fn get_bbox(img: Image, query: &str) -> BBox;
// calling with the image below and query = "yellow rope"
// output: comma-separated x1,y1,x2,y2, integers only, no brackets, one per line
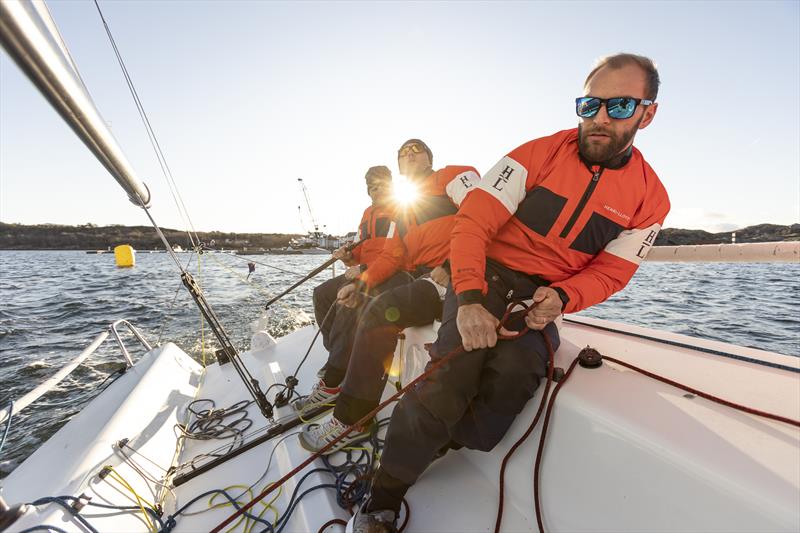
207,483,283,533
103,466,158,532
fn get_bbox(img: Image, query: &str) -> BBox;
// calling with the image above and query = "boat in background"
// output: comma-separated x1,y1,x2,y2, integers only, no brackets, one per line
0,1,797,531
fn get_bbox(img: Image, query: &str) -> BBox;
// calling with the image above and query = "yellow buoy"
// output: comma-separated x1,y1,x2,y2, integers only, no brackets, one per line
114,244,136,267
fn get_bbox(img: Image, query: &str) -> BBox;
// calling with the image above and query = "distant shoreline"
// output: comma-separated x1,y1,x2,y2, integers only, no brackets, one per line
1,221,798,251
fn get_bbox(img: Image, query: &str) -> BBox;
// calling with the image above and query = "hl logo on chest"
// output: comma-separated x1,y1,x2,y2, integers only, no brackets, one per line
459,175,473,188
492,165,515,191
636,230,658,259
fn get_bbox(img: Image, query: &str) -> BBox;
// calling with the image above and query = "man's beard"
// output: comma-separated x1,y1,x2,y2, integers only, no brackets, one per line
578,117,642,165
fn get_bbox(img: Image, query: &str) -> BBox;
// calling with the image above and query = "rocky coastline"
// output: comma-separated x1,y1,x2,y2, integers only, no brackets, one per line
1,222,798,251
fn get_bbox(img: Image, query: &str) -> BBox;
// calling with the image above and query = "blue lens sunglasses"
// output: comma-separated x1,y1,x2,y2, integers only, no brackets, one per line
576,96,653,120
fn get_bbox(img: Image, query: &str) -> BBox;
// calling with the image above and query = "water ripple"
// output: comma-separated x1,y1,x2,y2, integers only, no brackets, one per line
1,251,798,478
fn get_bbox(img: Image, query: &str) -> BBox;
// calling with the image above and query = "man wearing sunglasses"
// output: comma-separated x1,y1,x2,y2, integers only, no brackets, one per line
303,166,397,395
349,53,670,533
298,139,480,453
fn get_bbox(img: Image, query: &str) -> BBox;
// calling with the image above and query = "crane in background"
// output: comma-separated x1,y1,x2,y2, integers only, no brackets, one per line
298,178,324,240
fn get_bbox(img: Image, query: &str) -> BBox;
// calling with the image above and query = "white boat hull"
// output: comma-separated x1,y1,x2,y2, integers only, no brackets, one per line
3,318,799,532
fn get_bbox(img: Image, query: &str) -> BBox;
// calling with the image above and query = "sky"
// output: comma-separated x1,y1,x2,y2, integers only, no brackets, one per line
1,0,798,236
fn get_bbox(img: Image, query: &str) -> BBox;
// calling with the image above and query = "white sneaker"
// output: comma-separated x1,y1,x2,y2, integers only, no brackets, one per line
298,412,373,455
291,379,340,413
346,501,397,533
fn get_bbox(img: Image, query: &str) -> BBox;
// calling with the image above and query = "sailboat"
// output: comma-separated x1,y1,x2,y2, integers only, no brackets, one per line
1,1,797,532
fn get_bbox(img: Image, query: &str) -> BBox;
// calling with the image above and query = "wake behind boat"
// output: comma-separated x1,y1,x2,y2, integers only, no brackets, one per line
1,1,798,532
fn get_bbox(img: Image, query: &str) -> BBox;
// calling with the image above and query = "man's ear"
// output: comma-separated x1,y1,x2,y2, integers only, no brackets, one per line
639,102,658,130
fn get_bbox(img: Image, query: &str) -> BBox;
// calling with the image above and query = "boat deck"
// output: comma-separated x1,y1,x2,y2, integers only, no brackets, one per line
4,317,799,532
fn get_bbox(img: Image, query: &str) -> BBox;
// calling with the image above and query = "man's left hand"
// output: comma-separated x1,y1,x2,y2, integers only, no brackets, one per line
525,286,563,330
430,266,450,287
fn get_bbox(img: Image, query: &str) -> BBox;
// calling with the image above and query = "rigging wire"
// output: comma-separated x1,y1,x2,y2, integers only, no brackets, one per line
203,247,306,277
204,252,281,301
155,252,196,347
198,252,207,366
114,440,177,510
92,0,199,249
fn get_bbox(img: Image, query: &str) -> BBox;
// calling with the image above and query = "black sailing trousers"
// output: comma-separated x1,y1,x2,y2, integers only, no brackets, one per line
312,274,350,352
319,271,417,388
369,261,560,514
333,275,444,425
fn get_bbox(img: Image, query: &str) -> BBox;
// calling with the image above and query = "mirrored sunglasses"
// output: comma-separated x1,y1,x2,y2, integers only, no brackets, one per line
576,96,653,120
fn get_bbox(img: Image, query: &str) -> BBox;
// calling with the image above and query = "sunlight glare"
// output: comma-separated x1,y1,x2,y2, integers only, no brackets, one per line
392,178,418,206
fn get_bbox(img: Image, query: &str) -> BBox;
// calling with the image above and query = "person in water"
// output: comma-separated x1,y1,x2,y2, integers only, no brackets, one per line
350,53,671,532
297,139,480,449
305,166,396,386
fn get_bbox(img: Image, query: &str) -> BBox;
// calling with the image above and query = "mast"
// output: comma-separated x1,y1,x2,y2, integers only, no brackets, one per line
0,0,151,207
1,0,277,420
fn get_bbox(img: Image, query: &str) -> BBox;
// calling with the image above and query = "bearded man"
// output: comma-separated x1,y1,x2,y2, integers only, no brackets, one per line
349,53,671,532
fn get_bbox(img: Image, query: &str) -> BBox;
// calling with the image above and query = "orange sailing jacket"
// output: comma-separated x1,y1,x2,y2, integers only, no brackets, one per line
349,204,396,267
451,129,670,313
361,165,480,289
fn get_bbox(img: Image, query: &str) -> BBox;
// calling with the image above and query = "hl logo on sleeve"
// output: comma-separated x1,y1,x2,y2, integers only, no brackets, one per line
636,228,658,259
606,223,662,265
492,165,515,192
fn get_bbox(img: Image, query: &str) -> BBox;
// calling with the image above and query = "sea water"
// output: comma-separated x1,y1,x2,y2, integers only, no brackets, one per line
1,250,798,477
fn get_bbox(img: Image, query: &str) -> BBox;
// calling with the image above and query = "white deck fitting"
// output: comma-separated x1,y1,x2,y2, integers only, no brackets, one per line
3,319,799,532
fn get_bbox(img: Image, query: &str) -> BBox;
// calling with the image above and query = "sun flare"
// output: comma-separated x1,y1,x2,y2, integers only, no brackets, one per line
392,178,418,206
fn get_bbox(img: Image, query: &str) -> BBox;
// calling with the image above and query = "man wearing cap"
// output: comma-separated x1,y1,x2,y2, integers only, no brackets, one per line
350,53,670,532
297,139,480,451
298,166,405,411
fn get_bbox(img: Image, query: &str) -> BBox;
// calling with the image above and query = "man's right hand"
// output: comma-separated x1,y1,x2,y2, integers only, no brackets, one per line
344,265,361,280
337,282,361,308
456,304,499,351
332,246,352,261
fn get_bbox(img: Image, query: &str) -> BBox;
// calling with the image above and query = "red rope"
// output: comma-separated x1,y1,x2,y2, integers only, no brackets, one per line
532,357,580,532
210,343,466,532
218,298,800,533
526,352,800,533
602,356,800,427
493,331,555,533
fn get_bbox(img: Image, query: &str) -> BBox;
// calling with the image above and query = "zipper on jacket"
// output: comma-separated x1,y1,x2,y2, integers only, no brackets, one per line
559,168,603,238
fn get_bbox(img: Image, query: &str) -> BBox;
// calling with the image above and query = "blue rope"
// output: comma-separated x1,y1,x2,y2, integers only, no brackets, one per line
270,468,337,533
29,497,99,533
29,495,165,532
160,488,275,533
0,400,13,456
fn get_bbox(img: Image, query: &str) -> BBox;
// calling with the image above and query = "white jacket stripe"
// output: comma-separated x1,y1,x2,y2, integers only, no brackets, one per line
477,156,528,214
445,170,480,207
605,223,661,264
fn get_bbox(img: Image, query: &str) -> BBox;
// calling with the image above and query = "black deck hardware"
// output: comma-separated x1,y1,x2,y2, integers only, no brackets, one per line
171,403,331,487
578,346,603,368
215,347,232,366
182,272,274,420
